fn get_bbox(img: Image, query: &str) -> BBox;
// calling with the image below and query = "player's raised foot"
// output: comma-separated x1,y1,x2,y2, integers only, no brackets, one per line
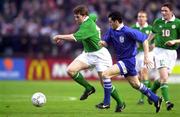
95,102,110,109
137,99,144,105
154,97,162,113
115,102,126,112
166,101,174,111
80,87,95,100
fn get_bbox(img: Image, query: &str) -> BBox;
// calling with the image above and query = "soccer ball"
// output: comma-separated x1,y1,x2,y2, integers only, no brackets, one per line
31,92,46,107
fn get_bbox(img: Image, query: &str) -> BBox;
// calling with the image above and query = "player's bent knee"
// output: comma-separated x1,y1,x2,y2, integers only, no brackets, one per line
66,68,76,77
102,72,110,78
159,79,168,84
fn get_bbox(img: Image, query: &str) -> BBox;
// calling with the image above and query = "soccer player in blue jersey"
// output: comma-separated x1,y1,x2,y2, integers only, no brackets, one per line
97,11,162,113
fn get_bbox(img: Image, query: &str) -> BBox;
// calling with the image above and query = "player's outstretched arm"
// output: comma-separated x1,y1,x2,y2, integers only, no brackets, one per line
147,33,155,51
52,34,76,43
165,39,180,46
143,39,153,69
147,33,155,42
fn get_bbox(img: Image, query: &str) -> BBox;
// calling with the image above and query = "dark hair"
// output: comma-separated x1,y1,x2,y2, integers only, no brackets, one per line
73,5,89,16
138,10,147,14
162,2,173,11
108,11,122,23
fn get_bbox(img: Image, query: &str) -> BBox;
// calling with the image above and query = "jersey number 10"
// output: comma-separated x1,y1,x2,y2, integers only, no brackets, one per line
162,29,170,37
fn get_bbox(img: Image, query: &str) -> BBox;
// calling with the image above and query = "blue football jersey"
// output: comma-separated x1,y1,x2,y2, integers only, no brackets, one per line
103,26,148,61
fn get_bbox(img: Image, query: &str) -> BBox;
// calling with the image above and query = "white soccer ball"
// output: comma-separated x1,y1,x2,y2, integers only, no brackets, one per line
31,92,46,107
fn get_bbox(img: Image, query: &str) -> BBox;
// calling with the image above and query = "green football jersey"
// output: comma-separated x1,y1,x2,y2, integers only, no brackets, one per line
152,16,180,50
131,23,152,51
73,14,101,52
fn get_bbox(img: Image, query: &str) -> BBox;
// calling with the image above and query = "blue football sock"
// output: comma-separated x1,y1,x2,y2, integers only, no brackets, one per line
103,79,112,105
139,83,159,103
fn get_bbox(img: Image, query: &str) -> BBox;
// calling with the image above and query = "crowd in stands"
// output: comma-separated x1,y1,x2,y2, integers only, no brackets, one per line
0,0,180,58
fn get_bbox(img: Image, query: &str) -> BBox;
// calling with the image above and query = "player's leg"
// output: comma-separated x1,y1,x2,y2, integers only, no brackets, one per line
126,76,162,113
150,79,161,93
160,49,177,111
159,67,174,111
101,64,120,78
96,72,124,112
137,52,153,104
152,48,176,110
67,59,95,100
98,73,124,106
96,64,125,112
136,52,150,104
146,69,159,105
93,47,125,112
97,72,111,108
149,48,161,93
137,67,151,104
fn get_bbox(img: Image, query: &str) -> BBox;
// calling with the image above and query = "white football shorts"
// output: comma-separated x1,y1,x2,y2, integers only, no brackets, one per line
75,47,112,72
153,47,177,73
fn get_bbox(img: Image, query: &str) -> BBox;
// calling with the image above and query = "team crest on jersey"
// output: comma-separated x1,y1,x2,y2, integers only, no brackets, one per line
119,36,124,43
172,25,176,29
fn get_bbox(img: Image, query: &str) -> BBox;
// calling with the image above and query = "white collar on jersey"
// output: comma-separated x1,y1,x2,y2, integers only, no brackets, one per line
83,16,89,22
136,22,149,28
162,15,175,22
116,23,124,30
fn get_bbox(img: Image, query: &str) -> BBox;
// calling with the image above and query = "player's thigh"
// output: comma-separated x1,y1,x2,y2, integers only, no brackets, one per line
67,59,89,72
102,64,120,78
158,67,169,83
140,67,148,80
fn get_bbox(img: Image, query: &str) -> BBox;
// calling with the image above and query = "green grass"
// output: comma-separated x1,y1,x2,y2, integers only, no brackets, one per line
0,81,179,117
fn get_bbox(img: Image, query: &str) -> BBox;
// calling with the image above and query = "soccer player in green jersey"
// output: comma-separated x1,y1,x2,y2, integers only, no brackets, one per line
148,3,180,111
53,5,124,112
132,10,154,105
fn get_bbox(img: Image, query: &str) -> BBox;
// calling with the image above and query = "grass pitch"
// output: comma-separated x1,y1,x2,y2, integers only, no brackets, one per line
0,81,179,117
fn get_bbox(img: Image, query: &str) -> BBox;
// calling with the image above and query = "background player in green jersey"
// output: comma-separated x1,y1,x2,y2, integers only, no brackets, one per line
53,5,124,112
132,10,154,105
148,3,180,111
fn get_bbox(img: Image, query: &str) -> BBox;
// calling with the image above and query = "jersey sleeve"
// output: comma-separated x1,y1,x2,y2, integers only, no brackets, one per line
103,29,112,44
152,19,159,33
129,28,148,43
89,13,98,22
73,23,96,41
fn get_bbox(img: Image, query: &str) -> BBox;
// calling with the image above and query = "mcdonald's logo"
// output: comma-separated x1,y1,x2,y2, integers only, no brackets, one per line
27,60,50,80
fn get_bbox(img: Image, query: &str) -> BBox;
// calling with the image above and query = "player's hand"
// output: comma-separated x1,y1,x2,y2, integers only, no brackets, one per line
149,44,155,51
99,41,107,47
144,55,154,69
52,35,62,44
164,40,176,46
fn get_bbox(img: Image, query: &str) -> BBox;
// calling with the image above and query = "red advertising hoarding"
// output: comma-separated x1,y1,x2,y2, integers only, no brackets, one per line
26,58,100,80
